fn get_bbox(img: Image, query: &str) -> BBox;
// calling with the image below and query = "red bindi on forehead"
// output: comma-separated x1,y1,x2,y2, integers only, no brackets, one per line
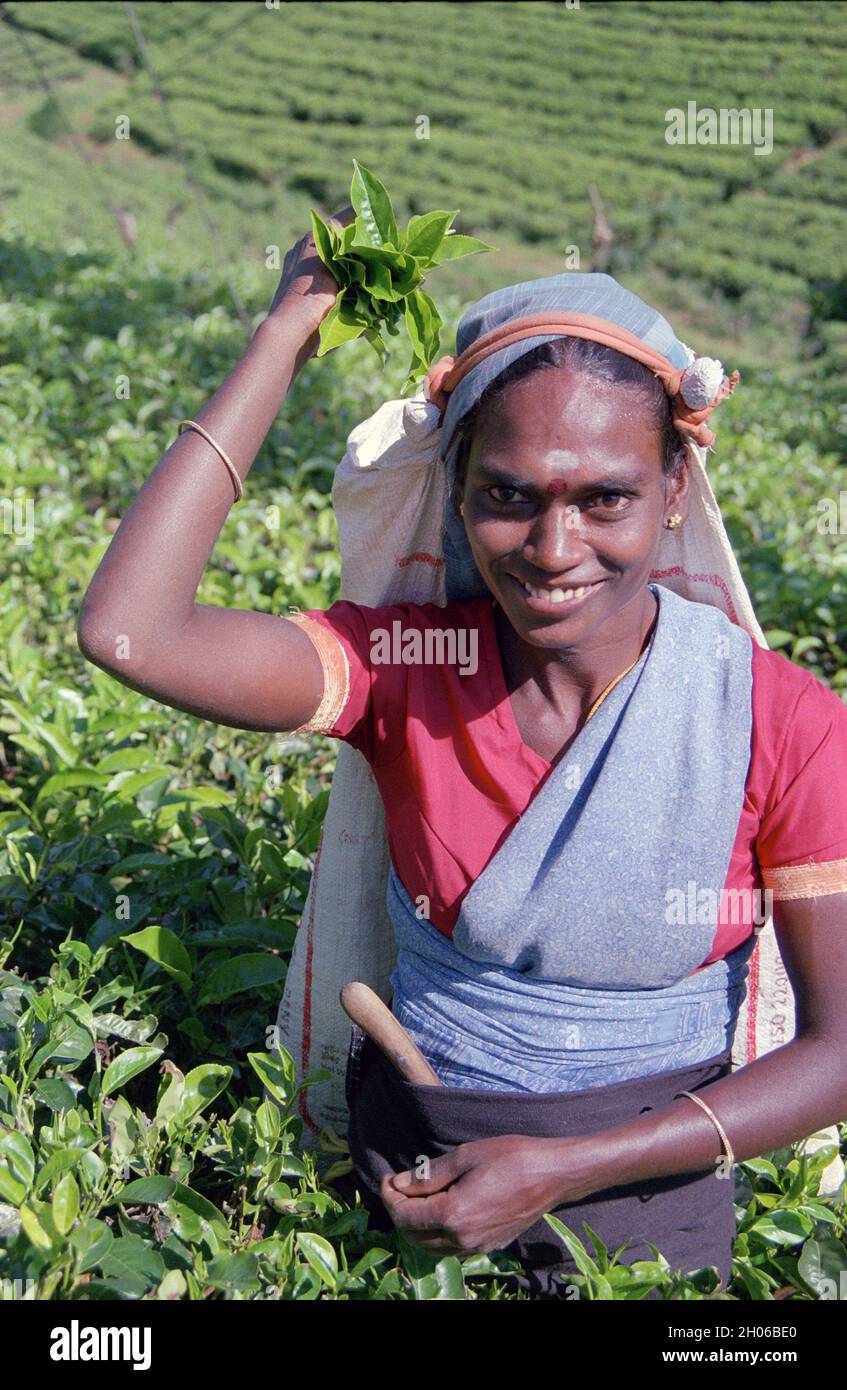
545,478,570,497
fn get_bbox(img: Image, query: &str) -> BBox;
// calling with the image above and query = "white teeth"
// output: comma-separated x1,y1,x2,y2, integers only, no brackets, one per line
521,580,592,603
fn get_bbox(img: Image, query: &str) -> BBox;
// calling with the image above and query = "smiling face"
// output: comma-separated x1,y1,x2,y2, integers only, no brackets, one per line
454,366,689,650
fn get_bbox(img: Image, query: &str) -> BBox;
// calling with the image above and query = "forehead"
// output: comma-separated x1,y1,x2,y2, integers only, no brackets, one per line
465,370,660,469
477,370,652,435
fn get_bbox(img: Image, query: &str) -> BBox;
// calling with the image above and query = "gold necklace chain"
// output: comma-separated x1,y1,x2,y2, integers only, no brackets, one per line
582,595,658,722
584,653,643,723
491,596,652,727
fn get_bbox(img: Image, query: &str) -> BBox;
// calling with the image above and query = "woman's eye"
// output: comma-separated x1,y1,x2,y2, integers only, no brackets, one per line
484,487,630,509
591,492,629,510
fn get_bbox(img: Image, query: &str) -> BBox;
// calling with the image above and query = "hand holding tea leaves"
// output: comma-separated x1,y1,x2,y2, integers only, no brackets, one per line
268,201,357,356
308,160,495,393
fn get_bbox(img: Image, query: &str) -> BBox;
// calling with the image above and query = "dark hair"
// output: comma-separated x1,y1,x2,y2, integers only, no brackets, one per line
450,336,687,490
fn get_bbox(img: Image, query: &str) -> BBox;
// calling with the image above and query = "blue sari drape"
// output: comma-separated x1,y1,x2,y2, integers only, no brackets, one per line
388,582,756,1091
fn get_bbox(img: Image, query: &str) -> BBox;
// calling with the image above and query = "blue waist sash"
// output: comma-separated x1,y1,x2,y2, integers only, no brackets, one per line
388,865,755,1091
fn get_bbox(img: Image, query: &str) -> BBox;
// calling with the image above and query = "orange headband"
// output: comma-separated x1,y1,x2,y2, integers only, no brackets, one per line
423,311,739,449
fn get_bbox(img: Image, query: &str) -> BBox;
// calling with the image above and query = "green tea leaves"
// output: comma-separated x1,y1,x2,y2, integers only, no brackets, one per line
350,159,398,247
309,159,495,389
309,208,344,284
51,1170,80,1235
197,953,285,1005
429,231,494,265
402,210,458,261
97,1234,165,1296
122,925,192,990
101,1045,164,1098
400,288,445,397
169,1064,232,1128
313,295,371,356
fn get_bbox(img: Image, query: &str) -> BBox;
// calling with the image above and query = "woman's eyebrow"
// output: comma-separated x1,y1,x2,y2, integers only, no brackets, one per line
475,462,647,491
475,463,531,487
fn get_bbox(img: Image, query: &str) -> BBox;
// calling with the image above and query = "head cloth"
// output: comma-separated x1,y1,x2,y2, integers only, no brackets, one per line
424,270,738,452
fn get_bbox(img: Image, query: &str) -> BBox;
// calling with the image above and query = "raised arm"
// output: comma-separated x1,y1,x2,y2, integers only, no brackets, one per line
77,207,355,734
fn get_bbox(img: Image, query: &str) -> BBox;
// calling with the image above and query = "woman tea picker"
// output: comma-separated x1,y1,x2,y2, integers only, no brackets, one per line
78,206,847,1297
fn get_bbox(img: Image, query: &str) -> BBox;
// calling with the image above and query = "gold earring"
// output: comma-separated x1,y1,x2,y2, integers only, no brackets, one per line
459,502,465,517
665,513,683,529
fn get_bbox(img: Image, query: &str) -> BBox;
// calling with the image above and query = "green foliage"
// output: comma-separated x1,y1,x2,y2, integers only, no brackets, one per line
1,212,845,1300
2,0,847,363
545,1136,847,1301
25,96,63,142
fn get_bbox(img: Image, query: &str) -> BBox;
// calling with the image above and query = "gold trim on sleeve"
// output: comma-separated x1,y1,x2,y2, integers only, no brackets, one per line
761,855,847,900
285,612,351,734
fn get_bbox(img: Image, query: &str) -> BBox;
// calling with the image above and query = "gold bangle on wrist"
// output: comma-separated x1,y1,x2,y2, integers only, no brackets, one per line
177,419,244,502
674,1090,735,1167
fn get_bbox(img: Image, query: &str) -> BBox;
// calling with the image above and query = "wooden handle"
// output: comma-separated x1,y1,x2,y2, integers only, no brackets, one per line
340,982,441,1087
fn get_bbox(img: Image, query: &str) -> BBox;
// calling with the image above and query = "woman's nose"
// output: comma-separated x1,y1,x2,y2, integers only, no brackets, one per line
523,502,586,571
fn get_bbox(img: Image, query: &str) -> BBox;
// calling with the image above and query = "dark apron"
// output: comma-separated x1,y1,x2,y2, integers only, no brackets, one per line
343,1026,736,1298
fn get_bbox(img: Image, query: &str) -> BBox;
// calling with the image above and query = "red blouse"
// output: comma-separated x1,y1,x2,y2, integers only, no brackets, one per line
286,595,847,968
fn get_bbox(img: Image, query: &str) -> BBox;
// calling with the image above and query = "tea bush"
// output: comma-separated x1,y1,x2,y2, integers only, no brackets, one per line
3,0,847,364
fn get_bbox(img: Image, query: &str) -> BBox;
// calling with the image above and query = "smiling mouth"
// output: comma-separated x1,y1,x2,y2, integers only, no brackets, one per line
507,574,607,608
